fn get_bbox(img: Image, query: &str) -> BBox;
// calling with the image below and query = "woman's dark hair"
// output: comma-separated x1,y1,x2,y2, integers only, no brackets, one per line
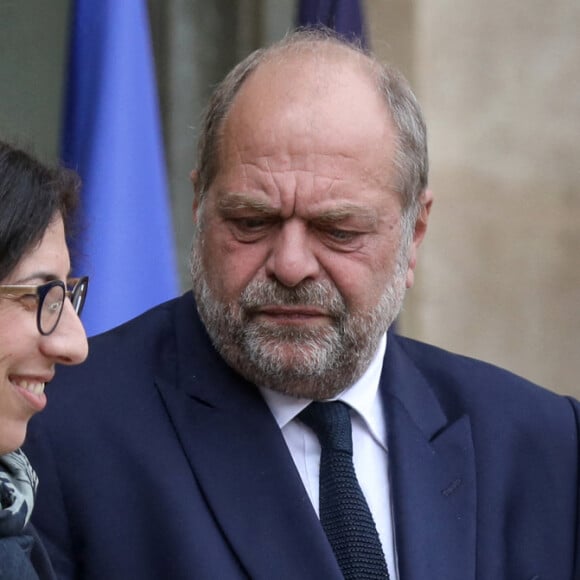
0,140,81,281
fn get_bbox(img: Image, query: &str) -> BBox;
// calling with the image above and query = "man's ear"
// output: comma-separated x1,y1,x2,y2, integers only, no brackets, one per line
406,188,433,289
190,170,200,224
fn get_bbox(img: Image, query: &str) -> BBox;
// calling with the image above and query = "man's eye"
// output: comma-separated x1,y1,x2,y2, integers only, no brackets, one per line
238,218,267,230
230,217,272,235
325,229,358,243
228,217,274,242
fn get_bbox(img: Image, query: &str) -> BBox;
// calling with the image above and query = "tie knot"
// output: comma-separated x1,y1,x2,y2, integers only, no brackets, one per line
299,401,353,453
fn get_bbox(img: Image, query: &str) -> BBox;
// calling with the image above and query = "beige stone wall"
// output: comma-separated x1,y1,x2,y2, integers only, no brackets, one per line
366,0,580,397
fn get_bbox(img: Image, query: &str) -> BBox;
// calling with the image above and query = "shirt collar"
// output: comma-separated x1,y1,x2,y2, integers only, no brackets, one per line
259,333,388,449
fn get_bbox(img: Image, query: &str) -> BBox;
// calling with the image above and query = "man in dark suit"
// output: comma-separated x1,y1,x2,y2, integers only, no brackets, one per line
24,29,579,579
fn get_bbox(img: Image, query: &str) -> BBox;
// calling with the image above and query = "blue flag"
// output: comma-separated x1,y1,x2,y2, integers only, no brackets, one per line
297,0,367,46
61,0,179,336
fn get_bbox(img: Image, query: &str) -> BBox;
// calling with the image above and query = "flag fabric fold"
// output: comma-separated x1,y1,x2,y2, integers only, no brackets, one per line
62,0,178,336
297,0,367,46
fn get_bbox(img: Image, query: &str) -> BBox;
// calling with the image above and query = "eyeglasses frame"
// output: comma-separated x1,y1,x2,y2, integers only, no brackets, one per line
0,276,89,336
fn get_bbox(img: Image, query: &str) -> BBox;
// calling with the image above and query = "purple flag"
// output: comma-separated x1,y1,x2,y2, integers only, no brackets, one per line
297,0,367,46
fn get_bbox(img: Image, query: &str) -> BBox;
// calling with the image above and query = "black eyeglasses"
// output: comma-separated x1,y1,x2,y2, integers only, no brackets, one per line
0,276,89,336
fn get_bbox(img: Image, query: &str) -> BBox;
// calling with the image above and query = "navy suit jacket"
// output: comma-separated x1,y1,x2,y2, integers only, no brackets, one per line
24,292,579,579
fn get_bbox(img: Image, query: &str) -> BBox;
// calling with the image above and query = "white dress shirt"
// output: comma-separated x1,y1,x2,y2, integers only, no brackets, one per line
259,333,399,578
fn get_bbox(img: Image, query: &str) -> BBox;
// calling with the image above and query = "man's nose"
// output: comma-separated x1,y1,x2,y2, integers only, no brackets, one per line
265,220,321,287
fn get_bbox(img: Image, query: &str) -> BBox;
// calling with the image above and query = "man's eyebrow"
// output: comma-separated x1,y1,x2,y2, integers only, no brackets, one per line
314,204,379,227
217,193,278,215
217,194,379,226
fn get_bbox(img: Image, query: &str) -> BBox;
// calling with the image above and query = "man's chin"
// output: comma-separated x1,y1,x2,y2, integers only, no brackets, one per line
245,340,332,369
252,360,354,400
243,318,336,339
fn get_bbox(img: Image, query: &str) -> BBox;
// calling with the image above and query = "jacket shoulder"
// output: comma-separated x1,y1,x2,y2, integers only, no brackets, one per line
390,332,579,430
51,294,190,389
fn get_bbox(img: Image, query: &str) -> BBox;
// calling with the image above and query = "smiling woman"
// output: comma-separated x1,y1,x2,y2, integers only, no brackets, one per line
0,141,88,579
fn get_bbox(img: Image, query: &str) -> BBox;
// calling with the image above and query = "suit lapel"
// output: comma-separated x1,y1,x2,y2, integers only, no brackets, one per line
154,293,342,580
382,335,477,580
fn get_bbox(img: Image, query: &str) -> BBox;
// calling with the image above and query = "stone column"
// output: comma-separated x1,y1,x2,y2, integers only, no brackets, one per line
376,0,580,397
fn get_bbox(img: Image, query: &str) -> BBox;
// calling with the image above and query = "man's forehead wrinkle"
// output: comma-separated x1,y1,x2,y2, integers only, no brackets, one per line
236,142,249,184
265,157,284,210
234,160,361,197
235,152,366,173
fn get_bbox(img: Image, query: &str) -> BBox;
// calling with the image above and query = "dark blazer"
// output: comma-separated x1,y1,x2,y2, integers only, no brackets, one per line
24,292,580,579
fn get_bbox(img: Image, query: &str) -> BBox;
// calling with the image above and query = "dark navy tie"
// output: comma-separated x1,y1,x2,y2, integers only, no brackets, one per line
300,401,390,579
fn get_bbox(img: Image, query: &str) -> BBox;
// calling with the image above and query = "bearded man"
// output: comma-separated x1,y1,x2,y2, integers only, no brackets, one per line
24,29,579,580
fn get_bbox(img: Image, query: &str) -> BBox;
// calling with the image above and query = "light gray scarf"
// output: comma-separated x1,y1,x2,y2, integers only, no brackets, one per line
0,449,38,538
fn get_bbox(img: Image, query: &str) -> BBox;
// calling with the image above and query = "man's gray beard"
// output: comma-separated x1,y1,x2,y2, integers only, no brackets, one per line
190,239,408,400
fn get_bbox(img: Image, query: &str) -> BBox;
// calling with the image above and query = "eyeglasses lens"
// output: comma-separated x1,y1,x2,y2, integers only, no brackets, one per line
70,279,88,315
40,283,66,335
